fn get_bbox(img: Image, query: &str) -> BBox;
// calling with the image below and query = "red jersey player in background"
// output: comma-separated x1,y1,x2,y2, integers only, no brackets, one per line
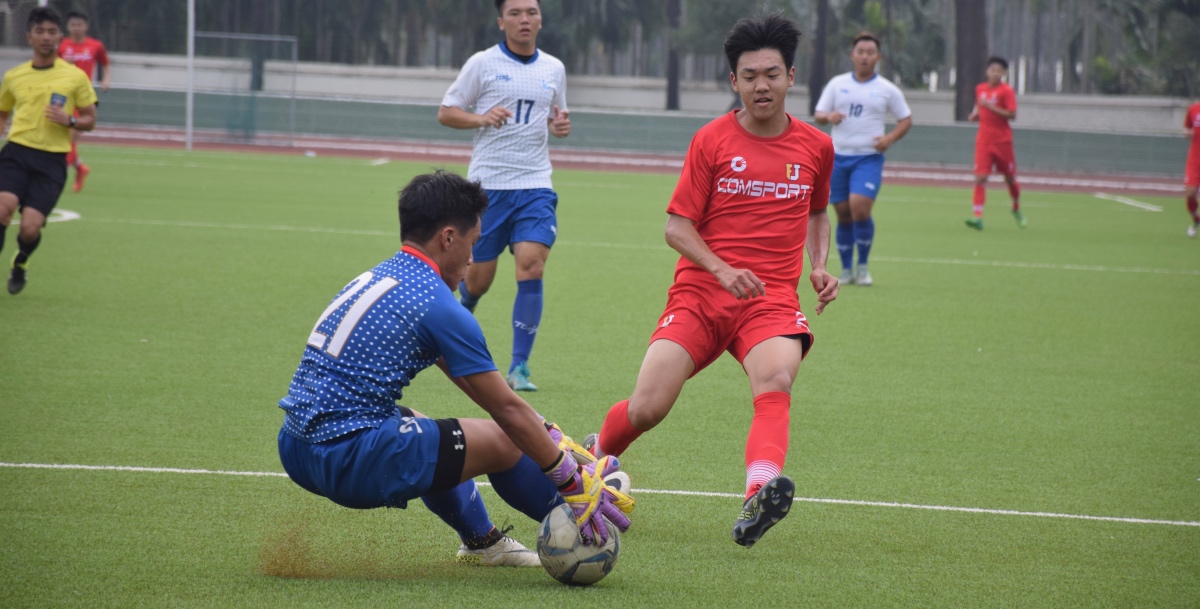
1183,100,1200,237
57,11,108,193
585,12,838,548
966,56,1026,230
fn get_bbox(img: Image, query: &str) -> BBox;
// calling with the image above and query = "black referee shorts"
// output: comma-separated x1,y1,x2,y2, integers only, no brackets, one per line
0,142,68,218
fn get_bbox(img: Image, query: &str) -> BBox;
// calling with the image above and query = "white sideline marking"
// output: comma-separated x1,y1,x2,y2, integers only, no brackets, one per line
885,170,1179,193
76,218,1200,276
0,462,288,477
870,255,1200,277
369,158,390,166
87,217,393,237
1093,192,1163,212
2,462,1197,528
14,209,81,223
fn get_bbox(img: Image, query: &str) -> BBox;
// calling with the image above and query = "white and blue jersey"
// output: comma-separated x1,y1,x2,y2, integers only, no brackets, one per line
279,247,497,443
441,42,568,191
815,72,911,156
816,72,911,202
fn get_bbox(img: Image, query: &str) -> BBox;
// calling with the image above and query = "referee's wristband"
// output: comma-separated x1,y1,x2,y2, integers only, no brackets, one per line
67,116,77,129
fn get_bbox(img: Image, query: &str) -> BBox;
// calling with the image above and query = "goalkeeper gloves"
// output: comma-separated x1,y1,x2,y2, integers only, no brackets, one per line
543,451,634,545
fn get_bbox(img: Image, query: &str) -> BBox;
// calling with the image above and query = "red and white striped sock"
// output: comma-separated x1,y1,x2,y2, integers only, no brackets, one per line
744,392,790,499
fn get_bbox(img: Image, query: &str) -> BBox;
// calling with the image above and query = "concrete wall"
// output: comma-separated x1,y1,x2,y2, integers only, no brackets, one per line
0,47,1190,135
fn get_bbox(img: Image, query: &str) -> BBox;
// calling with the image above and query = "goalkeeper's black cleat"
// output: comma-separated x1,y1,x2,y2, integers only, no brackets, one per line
732,475,795,548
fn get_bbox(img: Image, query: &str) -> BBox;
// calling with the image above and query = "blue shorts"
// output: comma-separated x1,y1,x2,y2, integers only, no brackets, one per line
474,188,558,263
277,412,465,509
830,153,885,203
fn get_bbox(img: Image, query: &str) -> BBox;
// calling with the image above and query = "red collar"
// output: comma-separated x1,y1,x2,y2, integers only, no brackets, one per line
400,245,441,276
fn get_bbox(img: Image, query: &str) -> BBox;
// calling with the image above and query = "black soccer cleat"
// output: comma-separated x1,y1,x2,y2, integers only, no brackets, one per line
732,475,795,548
7,262,27,295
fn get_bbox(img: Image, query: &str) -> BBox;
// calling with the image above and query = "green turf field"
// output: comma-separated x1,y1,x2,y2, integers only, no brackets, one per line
1,145,1197,608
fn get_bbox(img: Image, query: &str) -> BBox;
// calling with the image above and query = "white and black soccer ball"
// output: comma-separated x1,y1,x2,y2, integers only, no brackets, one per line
536,502,620,586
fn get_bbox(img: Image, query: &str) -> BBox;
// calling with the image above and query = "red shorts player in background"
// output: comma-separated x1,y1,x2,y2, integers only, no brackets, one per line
57,11,108,193
1183,100,1200,238
586,12,838,548
966,56,1026,230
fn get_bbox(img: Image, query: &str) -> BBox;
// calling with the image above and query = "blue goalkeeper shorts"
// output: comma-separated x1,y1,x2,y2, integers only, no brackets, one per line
473,188,559,263
277,411,466,509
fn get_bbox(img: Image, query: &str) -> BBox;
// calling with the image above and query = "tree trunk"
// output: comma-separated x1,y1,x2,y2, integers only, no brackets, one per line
665,0,681,110
954,0,988,121
884,0,894,80
808,0,829,116
316,0,325,62
1032,0,1042,92
405,10,423,66
1080,0,1095,93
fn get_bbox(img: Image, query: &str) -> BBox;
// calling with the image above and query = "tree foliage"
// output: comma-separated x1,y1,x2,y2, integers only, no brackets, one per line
35,0,1200,97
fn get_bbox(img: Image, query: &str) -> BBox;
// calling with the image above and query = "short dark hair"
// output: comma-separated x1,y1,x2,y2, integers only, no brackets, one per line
66,11,89,23
852,32,880,51
495,0,540,14
987,56,1009,71
27,7,62,32
398,170,489,244
723,12,802,73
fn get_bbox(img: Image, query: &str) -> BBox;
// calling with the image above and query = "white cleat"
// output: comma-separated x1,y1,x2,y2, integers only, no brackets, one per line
854,266,873,287
455,535,541,567
1188,223,1198,238
838,268,855,286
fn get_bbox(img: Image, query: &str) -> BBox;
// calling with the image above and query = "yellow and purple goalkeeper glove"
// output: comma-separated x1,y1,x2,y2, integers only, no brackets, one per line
544,421,597,464
544,452,634,545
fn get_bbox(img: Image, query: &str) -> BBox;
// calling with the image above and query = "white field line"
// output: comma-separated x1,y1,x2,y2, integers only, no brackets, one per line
76,218,1200,276
869,255,1200,276
2,462,1196,528
86,217,394,237
1093,192,1163,212
885,170,1179,193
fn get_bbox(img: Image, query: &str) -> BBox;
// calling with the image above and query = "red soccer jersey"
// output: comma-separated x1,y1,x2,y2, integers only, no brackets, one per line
975,82,1016,144
1186,102,1200,160
58,37,109,80
666,111,834,292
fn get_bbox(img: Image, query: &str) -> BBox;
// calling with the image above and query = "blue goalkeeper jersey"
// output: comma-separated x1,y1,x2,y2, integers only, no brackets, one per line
279,246,497,443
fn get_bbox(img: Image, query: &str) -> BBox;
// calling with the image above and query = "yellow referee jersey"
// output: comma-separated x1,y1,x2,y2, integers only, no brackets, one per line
0,58,97,153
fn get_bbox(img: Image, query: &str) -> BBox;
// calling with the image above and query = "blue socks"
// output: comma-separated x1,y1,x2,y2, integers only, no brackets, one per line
836,222,854,271
421,480,494,545
457,280,479,312
487,454,564,522
510,279,542,373
854,218,874,267
421,455,566,543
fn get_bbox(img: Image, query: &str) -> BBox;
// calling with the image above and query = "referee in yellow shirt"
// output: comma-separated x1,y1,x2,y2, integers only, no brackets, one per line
0,7,97,295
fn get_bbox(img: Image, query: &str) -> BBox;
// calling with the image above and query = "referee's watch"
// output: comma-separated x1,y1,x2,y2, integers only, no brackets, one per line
67,116,77,129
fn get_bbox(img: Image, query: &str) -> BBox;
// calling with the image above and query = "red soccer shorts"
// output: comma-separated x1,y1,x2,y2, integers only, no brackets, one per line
975,141,1017,177
649,279,813,375
1187,149,1200,187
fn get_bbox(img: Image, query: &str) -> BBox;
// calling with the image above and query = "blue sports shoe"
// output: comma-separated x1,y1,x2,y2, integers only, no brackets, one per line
507,361,537,392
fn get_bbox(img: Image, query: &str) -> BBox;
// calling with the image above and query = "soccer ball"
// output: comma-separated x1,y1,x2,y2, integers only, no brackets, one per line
536,503,621,586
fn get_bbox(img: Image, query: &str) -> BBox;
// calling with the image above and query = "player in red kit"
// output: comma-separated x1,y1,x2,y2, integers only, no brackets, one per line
585,13,838,548
966,56,1025,230
57,11,108,193
1183,100,1200,238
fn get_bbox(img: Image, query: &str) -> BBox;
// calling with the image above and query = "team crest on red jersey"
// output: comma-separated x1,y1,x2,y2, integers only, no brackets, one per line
785,163,802,180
